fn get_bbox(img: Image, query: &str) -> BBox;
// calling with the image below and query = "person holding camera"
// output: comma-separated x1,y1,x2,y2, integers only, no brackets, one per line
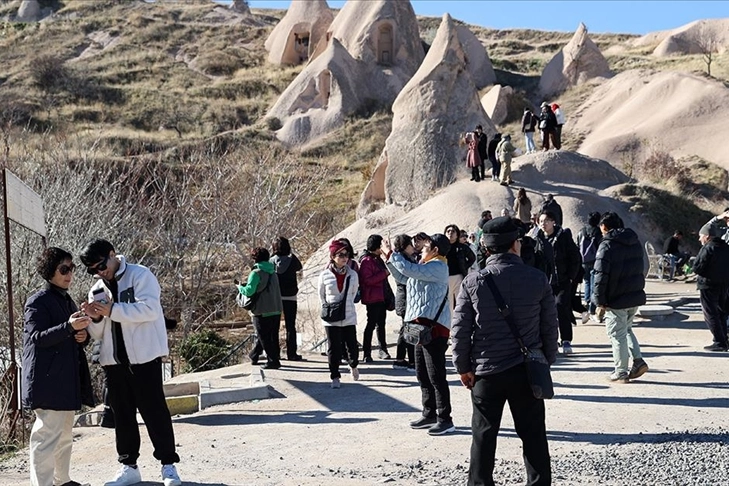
79,239,181,486
384,234,454,436
318,239,360,389
23,247,94,486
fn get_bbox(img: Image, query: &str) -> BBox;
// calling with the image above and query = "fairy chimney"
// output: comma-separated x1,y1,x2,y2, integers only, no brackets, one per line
358,14,496,214
264,0,334,66
538,23,612,97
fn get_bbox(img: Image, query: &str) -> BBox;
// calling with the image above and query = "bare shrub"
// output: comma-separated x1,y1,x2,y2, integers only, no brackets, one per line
0,131,331,446
29,55,69,92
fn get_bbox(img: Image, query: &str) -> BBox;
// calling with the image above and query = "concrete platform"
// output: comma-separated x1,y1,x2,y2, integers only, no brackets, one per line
164,364,271,412
637,304,674,317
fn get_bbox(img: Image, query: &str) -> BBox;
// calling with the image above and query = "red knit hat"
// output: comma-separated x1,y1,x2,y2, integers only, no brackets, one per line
329,239,348,258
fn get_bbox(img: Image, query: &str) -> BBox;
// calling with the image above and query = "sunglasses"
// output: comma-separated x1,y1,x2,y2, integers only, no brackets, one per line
334,252,349,258
86,256,109,275
58,263,76,276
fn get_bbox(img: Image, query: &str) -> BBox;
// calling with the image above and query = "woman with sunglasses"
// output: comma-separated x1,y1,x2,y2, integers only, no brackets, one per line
22,247,94,486
318,239,360,389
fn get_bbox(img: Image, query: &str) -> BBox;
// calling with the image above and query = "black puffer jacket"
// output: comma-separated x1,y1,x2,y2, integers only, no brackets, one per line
451,253,559,376
446,242,476,277
693,237,729,289
21,285,93,411
593,228,646,309
540,227,580,288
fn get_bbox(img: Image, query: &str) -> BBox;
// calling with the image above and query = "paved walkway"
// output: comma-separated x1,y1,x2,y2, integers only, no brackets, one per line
2,279,726,485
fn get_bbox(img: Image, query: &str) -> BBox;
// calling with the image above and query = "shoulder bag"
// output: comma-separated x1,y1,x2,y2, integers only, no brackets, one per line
236,271,270,311
482,272,554,399
321,276,350,323
402,293,448,347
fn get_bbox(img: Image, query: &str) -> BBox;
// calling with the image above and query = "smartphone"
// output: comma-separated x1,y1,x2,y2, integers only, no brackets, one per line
92,288,109,305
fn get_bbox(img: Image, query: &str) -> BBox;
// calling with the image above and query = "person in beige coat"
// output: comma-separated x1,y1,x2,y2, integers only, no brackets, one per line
496,135,517,186
513,188,532,223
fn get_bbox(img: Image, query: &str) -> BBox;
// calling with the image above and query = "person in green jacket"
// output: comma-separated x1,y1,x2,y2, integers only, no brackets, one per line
238,247,283,369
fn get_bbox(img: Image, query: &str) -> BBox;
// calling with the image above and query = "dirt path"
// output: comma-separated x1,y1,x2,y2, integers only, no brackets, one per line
2,279,726,485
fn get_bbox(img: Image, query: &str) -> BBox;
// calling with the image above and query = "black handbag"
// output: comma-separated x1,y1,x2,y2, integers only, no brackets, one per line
321,276,350,323
403,294,448,347
483,272,554,400
384,280,396,312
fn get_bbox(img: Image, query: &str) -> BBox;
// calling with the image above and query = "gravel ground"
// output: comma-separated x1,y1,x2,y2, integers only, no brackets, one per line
2,280,727,486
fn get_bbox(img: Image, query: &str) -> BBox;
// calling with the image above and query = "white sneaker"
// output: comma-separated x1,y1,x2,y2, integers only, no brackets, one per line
331,378,341,389
161,464,182,486
104,465,142,486
561,341,573,355
350,366,360,381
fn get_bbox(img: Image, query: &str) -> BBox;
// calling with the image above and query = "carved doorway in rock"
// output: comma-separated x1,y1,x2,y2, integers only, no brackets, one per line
292,31,311,65
377,24,393,65
317,70,332,108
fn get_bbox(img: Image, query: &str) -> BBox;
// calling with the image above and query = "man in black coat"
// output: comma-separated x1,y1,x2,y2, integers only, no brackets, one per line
487,133,502,181
22,247,93,486
452,217,557,486
593,212,649,382
693,223,729,351
537,211,580,355
539,194,563,227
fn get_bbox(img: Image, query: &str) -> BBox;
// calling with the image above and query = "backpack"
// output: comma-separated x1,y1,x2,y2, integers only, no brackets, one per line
579,232,599,264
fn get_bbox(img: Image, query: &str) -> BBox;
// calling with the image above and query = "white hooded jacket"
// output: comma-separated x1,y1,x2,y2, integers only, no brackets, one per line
87,255,168,366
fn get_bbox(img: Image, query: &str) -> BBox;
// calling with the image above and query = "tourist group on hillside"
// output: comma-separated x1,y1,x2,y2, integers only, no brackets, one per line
463,100,567,187
22,195,729,486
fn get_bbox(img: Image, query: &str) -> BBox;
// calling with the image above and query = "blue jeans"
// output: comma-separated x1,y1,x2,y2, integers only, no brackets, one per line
605,307,643,374
583,264,595,314
524,132,536,153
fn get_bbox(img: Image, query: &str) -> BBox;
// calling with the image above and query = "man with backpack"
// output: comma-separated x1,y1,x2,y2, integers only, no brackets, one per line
577,212,603,321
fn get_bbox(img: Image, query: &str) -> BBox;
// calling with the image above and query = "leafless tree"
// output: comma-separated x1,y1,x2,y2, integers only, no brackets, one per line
695,23,720,77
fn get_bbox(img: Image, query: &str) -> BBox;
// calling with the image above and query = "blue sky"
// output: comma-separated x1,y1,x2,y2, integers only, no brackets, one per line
244,1,729,35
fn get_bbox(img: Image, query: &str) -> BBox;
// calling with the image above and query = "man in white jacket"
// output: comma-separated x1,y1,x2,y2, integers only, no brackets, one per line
80,239,181,486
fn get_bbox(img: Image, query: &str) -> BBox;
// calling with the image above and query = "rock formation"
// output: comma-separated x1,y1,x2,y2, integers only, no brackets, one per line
358,13,496,215
16,0,41,22
572,69,729,172
229,0,251,14
268,38,366,146
455,24,497,89
480,85,513,126
267,0,425,147
538,23,612,98
309,0,423,71
653,19,729,57
264,0,334,66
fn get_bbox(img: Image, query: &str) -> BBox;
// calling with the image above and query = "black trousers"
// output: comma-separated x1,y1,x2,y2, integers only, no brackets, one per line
489,156,501,178
553,284,573,343
104,359,179,465
468,364,551,486
700,286,729,346
414,336,451,423
252,314,281,366
325,326,359,379
362,302,387,357
395,320,415,363
282,299,298,358
471,166,481,181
